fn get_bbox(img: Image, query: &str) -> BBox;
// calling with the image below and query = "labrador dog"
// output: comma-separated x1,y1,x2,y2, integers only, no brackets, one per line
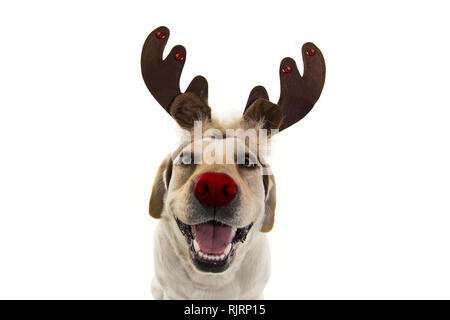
141,26,325,299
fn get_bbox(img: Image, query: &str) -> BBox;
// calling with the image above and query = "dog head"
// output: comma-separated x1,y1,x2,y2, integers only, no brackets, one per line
142,26,325,273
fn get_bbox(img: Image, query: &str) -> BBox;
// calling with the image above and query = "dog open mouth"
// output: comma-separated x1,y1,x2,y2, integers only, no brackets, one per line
175,218,253,273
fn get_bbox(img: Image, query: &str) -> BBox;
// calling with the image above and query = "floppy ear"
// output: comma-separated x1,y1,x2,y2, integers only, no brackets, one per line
243,98,283,131
261,173,276,232
149,156,173,219
170,92,211,129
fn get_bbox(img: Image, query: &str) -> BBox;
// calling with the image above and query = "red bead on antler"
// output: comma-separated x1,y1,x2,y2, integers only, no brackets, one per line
156,31,166,39
281,65,292,73
175,53,184,61
306,48,315,56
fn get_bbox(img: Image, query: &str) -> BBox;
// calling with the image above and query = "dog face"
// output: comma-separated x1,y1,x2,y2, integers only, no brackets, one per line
149,117,278,273
170,137,266,228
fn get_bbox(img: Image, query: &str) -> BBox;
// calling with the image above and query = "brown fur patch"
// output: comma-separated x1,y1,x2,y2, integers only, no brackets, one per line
149,156,172,218
261,174,276,232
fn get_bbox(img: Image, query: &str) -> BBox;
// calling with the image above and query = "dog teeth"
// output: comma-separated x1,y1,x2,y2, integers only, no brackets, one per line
196,250,228,262
224,243,232,255
194,241,233,261
193,239,200,253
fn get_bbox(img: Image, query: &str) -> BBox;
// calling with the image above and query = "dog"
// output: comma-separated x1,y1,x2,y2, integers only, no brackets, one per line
141,26,325,299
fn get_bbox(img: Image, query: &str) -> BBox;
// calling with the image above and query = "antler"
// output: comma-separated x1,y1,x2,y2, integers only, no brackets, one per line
141,26,208,113
244,42,326,131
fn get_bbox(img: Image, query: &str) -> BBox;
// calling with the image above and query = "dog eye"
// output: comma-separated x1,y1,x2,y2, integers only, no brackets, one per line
177,152,195,166
239,155,258,169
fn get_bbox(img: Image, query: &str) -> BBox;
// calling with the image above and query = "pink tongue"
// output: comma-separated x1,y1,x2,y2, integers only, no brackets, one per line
194,222,234,254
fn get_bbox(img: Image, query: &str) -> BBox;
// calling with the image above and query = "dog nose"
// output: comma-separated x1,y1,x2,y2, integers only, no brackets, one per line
194,172,237,207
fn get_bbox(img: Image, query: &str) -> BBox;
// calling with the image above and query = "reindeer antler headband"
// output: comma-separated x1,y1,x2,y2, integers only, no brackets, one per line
141,26,326,131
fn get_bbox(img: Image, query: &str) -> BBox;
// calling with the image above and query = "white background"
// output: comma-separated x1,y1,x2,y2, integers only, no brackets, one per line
0,0,449,299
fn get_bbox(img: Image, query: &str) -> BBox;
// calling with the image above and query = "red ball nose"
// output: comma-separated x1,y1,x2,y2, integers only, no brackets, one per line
194,172,237,207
